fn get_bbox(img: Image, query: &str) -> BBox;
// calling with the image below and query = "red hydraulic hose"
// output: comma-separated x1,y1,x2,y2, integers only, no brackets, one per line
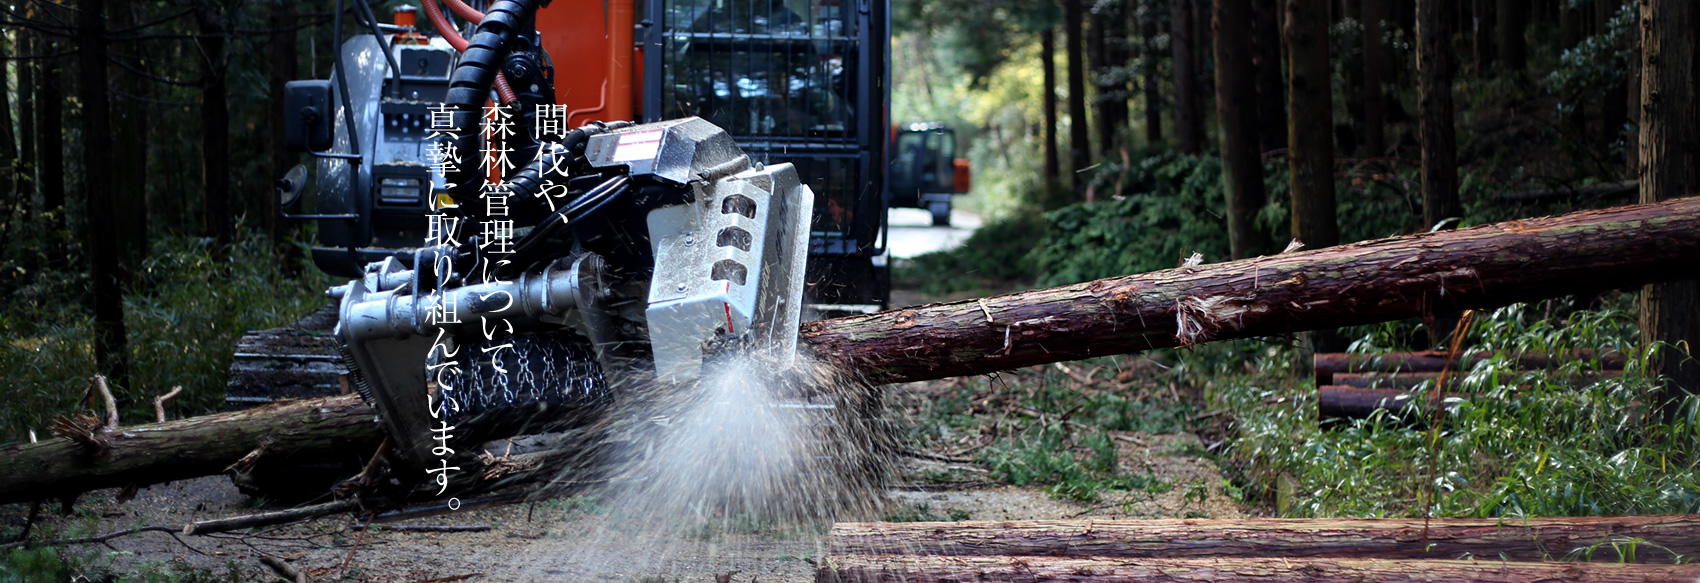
423,0,517,104
444,0,485,24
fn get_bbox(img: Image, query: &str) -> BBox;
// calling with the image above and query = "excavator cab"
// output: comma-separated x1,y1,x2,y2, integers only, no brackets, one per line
889,123,969,226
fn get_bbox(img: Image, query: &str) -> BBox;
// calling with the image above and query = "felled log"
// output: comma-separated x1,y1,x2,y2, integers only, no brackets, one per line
1331,370,1619,390
1318,386,1463,419
0,396,382,504
827,517,1700,563
818,555,1700,583
806,199,1700,383
1314,350,1626,385
3,199,1700,504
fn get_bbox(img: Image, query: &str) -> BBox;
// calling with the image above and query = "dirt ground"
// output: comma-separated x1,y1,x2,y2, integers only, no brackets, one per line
1,387,1240,583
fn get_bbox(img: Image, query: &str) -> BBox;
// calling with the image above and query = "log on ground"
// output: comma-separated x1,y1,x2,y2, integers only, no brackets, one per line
801,199,1700,384
0,395,382,504
1331,370,1619,390
817,555,1700,583
828,516,1700,563
1314,350,1626,385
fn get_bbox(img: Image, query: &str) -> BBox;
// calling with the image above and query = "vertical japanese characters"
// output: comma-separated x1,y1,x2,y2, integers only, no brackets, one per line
418,103,573,499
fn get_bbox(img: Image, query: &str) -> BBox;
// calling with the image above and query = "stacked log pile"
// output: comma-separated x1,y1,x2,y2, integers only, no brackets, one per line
818,517,1700,582
1314,350,1628,420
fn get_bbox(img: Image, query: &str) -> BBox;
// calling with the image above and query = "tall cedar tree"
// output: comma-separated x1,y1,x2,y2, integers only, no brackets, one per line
198,5,233,255
270,1,301,274
1361,0,1386,157
1042,29,1062,203
0,32,16,224
39,28,66,267
1416,0,1460,229
1283,0,1336,249
1496,0,1524,72
1253,0,1285,153
1137,0,1163,144
1093,2,1131,157
1169,0,1204,153
1065,0,1092,199
79,0,131,388
1637,0,1700,415
1213,0,1268,259
112,1,150,280
14,27,35,257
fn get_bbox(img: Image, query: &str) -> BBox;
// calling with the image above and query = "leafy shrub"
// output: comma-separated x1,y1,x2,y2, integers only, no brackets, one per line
0,233,332,442
892,212,1047,295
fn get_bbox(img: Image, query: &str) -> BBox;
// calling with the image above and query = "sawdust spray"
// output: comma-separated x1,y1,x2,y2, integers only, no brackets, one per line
519,348,894,578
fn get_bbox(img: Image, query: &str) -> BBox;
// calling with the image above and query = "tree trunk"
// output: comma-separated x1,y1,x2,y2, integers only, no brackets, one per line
38,32,66,267
1283,0,1337,250
1361,0,1386,157
1496,0,1525,72
270,1,301,275
1417,0,1461,229
1213,0,1268,259
803,198,1700,383
1042,28,1062,204
111,0,150,282
1096,2,1131,157
1066,0,1093,199
1636,0,1700,418
1170,0,1205,154
1473,0,1495,73
1090,8,1110,156
6,200,1700,501
827,516,1700,562
0,30,17,224
817,555,1700,582
1253,0,1286,154
18,28,35,204
79,0,131,390
1138,1,1164,144
198,6,233,255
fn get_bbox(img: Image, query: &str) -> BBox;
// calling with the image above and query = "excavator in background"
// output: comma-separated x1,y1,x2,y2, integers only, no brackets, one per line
889,122,970,227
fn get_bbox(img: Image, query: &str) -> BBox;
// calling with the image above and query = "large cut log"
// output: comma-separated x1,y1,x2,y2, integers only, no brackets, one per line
0,396,382,504
1331,370,1619,391
1319,386,1464,419
818,555,1700,583
1314,350,1626,385
805,199,1700,383
3,199,1700,504
828,517,1700,563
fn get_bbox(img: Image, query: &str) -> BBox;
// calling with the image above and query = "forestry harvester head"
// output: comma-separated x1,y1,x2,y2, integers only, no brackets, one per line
293,0,815,471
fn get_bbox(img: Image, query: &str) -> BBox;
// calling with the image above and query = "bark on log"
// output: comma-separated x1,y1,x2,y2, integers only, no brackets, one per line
827,517,1700,562
1331,370,1619,391
1319,386,1463,419
0,396,382,504
818,555,1700,583
804,198,1700,384
5,200,1700,504
1314,350,1627,385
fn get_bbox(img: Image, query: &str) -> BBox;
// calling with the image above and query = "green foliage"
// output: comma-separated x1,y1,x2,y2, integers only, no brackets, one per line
900,358,1185,503
892,213,1046,295
1031,151,1234,286
0,548,64,583
1545,4,1636,120
1211,294,1700,519
0,232,332,442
